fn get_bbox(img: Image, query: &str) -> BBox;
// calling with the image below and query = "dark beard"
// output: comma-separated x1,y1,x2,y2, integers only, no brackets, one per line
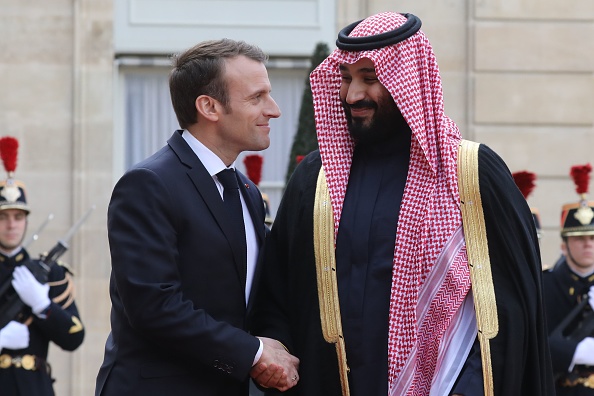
342,96,408,147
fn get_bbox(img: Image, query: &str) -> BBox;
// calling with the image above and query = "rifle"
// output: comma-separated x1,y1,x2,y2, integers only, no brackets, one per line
550,296,594,342
22,213,54,249
0,206,95,329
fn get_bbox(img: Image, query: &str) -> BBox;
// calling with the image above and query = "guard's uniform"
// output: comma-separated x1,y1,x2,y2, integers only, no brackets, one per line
544,258,594,395
0,249,84,396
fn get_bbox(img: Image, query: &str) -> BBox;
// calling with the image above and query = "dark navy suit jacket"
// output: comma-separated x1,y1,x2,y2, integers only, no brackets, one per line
96,130,266,395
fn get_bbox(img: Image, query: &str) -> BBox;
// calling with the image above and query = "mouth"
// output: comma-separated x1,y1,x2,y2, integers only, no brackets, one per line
349,107,374,118
346,99,377,118
257,124,271,132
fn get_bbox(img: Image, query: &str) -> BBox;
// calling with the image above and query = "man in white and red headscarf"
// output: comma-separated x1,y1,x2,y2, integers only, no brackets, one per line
251,12,554,395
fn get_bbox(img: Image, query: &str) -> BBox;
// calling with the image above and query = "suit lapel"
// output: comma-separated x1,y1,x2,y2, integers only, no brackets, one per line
167,131,247,287
236,170,268,311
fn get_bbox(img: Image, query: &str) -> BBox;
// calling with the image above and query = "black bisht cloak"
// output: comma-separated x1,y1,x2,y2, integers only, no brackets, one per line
250,145,555,395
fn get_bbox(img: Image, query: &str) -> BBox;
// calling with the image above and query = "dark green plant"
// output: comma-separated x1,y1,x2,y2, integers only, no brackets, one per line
285,42,330,183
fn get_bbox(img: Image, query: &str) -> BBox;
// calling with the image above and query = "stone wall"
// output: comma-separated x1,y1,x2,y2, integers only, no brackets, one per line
0,1,113,394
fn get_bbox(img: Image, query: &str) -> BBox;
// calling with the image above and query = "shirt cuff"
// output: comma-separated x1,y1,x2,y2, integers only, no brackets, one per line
252,338,263,366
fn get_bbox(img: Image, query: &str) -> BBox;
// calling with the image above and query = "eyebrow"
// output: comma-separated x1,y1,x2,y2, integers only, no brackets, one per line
245,85,271,96
339,65,376,73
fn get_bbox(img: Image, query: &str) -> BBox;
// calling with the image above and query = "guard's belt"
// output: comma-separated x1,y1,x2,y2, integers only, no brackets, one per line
558,367,594,388
0,354,50,374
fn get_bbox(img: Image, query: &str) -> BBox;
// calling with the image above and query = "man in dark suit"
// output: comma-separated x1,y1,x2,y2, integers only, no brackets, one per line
95,39,299,396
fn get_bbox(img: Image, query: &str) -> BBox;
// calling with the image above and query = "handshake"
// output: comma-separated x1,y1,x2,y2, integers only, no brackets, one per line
250,337,300,392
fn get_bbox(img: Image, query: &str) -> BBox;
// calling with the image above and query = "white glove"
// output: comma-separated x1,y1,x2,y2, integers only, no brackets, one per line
588,286,594,311
572,337,594,367
0,321,30,350
11,265,50,315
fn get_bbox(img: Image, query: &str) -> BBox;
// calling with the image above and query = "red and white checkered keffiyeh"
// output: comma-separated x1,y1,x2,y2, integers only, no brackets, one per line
310,12,472,394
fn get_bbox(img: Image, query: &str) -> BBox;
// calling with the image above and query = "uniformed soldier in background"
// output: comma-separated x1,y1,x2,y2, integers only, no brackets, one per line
0,136,84,395
543,163,594,395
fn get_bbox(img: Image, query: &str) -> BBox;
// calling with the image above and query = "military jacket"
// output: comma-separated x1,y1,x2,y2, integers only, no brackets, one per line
0,249,84,396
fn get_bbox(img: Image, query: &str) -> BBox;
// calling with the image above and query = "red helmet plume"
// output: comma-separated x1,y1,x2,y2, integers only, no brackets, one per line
570,163,592,196
243,154,264,186
561,163,594,237
0,136,19,175
512,171,536,200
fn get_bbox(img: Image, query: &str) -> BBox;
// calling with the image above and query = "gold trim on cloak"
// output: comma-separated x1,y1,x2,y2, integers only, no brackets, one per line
458,139,499,396
314,168,350,396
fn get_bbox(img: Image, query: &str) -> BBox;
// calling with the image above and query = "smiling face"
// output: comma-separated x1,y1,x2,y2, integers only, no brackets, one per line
339,57,402,146
0,209,27,255
563,235,594,275
213,55,281,163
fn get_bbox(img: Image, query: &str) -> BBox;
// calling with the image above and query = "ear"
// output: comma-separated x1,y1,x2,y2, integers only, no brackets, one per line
561,240,568,256
196,95,220,122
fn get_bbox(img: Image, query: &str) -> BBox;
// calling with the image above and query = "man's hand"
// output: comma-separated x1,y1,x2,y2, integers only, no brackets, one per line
588,286,594,311
11,266,50,315
250,337,300,392
0,321,30,350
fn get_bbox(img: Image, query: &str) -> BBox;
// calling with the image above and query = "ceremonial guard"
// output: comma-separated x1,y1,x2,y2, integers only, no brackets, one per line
544,163,594,394
0,136,84,395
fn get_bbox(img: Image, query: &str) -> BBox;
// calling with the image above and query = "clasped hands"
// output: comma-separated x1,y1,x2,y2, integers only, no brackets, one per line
250,337,300,392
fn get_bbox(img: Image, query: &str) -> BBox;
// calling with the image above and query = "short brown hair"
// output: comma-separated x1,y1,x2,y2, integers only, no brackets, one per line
169,39,268,129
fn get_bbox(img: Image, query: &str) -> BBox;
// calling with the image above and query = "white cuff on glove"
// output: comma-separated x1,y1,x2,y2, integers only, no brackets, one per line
0,321,30,350
571,337,594,370
11,265,51,315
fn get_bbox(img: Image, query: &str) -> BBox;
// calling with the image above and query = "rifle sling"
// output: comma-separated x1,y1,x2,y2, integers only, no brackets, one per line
457,139,499,396
314,168,351,396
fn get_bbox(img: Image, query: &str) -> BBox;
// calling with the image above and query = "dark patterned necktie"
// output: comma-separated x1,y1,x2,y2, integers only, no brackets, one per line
217,169,247,274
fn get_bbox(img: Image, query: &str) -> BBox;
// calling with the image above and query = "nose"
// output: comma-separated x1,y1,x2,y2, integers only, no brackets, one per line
345,80,366,105
265,96,281,119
